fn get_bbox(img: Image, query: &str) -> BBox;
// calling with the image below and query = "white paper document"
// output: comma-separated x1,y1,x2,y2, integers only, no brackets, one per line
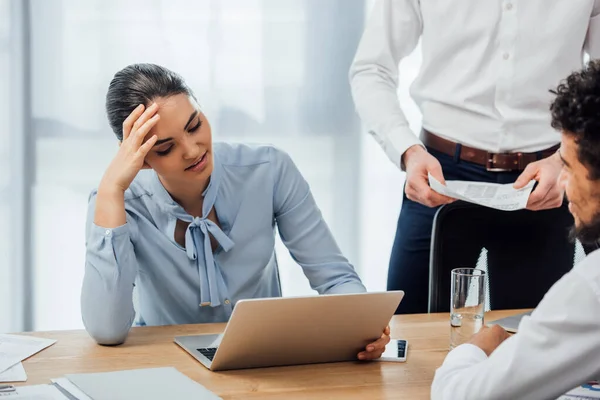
0,334,56,375
0,363,27,382
558,380,600,399
51,378,92,400
64,367,222,400
0,384,68,399
428,174,536,211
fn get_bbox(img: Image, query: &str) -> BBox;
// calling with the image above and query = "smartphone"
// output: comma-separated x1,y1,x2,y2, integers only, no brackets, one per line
377,339,408,362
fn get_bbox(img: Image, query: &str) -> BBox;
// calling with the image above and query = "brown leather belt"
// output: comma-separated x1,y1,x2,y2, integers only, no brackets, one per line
422,129,559,172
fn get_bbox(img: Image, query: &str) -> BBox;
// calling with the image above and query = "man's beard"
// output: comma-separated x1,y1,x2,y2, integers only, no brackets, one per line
569,212,600,246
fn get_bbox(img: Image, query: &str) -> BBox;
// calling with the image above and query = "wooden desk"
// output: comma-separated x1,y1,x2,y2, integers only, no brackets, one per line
16,310,524,399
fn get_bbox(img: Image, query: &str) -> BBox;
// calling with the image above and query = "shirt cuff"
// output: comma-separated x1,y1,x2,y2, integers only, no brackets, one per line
91,222,130,239
443,343,488,367
431,344,488,400
383,126,424,170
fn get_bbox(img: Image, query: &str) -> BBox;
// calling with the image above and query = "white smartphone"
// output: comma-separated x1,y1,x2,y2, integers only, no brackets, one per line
377,339,408,362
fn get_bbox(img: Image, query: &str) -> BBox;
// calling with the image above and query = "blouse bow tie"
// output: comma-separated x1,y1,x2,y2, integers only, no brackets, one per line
169,210,234,308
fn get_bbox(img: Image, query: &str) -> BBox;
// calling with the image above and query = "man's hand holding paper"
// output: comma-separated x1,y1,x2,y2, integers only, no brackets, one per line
428,174,536,211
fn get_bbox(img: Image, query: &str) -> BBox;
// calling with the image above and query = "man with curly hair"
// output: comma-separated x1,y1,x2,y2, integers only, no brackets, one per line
350,0,600,314
431,61,600,400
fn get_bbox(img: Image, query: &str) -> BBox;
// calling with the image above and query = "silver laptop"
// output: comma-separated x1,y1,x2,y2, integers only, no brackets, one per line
174,291,404,371
488,310,533,333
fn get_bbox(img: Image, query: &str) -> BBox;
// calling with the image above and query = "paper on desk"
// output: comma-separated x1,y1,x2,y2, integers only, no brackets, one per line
0,334,56,375
51,378,92,400
0,362,27,382
428,174,536,211
0,384,68,399
558,381,600,399
64,367,222,400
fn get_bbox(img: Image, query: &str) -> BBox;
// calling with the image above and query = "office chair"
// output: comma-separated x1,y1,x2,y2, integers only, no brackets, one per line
428,201,581,313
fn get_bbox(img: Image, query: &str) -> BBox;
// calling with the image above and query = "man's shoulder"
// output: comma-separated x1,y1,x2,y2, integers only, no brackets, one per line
572,248,600,297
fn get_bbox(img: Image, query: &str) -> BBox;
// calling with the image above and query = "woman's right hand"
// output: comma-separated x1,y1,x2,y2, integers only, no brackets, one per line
99,103,160,193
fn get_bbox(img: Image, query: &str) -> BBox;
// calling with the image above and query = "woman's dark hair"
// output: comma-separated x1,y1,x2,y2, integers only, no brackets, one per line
105,63,195,140
551,60,600,180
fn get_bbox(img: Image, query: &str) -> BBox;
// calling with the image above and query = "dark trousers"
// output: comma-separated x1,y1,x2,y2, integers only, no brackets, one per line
387,147,589,314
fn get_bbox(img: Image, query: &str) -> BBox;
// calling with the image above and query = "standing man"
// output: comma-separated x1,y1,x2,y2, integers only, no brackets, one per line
350,0,600,313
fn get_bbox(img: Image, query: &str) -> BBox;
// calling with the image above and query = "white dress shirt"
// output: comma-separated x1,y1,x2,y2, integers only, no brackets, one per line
350,0,600,168
431,248,600,400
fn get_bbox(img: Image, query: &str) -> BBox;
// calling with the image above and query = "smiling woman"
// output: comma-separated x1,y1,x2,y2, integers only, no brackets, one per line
80,63,391,358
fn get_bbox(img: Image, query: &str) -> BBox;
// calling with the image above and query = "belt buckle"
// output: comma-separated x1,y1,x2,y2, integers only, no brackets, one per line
486,152,513,172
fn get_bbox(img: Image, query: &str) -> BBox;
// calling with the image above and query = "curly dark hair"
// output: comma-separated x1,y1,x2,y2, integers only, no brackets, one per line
550,60,600,180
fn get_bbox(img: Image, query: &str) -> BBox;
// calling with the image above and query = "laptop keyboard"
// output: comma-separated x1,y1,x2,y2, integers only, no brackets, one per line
197,347,217,361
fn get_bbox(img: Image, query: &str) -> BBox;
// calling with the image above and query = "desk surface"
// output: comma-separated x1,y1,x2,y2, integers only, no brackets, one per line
16,309,524,399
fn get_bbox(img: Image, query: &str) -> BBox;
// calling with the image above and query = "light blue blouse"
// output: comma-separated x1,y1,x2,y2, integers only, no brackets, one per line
82,143,366,344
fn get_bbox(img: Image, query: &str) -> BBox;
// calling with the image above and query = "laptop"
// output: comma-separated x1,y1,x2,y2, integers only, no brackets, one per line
174,291,404,371
488,310,533,333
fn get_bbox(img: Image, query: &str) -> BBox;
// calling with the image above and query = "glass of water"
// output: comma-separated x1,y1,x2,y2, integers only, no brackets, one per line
450,268,486,350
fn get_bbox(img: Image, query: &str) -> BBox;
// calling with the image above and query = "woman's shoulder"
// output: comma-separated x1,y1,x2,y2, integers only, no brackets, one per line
88,170,156,208
214,142,292,167
127,170,157,200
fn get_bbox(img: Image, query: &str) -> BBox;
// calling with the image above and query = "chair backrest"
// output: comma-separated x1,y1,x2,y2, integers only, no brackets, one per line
428,201,578,313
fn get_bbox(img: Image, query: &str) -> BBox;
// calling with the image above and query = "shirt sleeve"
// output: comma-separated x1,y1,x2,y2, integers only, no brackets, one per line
585,0,600,58
431,268,600,400
270,147,366,294
349,0,423,169
81,191,139,345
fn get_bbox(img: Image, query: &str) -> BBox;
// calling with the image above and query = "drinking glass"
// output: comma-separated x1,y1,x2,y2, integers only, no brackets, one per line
450,268,486,350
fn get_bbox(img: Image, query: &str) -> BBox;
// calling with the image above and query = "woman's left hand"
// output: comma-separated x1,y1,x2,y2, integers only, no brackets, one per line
357,325,391,360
